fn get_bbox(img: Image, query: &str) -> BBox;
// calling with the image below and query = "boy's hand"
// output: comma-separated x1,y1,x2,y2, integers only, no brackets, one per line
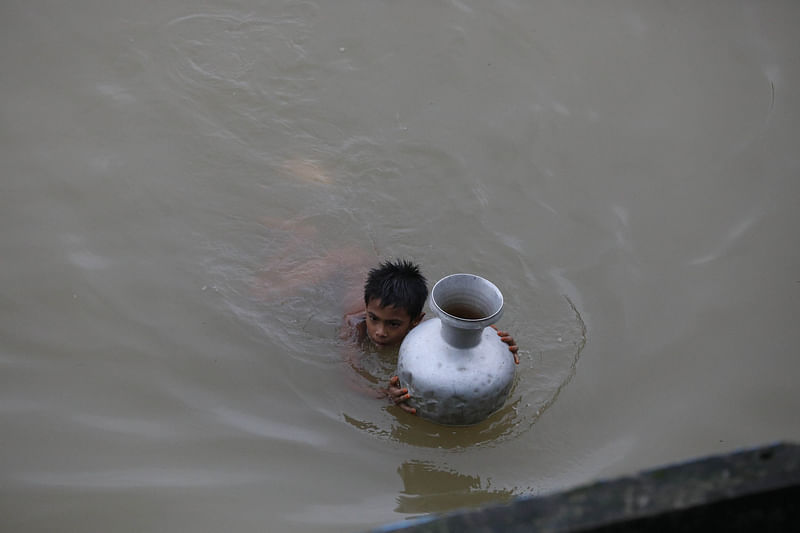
492,326,520,364
388,376,417,415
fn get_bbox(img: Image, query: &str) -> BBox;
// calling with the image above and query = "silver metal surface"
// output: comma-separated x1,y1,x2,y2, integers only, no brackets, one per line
397,274,516,425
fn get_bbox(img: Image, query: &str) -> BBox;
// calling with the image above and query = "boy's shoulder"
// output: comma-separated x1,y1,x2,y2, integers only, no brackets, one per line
340,309,367,342
344,310,366,327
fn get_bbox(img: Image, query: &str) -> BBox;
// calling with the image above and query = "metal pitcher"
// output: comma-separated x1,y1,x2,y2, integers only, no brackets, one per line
396,273,516,425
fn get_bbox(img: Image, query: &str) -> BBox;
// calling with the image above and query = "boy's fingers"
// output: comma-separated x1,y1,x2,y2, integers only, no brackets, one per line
400,404,417,415
391,389,409,401
500,336,517,347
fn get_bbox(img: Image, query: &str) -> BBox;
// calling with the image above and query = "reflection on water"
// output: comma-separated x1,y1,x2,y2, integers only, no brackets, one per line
388,401,522,449
395,460,514,514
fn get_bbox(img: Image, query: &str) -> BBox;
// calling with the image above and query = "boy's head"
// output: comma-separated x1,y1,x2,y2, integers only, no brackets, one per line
363,260,428,347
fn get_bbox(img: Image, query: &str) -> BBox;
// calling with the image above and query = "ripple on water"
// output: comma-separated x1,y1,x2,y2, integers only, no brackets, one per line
18,467,266,489
206,225,587,449
341,291,586,450
160,6,322,163
164,5,318,88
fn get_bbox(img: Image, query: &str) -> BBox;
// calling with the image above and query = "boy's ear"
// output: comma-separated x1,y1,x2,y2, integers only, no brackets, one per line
411,312,425,327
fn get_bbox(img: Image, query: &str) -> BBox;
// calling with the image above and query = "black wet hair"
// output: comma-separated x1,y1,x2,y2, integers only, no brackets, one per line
364,259,428,319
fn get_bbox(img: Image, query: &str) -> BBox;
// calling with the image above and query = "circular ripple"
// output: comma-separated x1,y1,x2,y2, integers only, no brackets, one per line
342,290,587,449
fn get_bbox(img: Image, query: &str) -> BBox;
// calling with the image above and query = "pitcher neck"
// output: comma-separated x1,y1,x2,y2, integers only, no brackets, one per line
440,322,483,349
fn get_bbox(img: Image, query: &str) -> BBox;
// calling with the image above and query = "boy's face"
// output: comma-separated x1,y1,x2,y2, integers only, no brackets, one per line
365,298,422,347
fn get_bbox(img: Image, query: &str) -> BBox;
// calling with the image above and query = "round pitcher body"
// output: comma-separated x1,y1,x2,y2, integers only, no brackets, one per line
396,274,516,426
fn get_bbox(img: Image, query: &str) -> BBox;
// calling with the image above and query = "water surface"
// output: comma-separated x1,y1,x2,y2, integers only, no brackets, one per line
2,1,799,532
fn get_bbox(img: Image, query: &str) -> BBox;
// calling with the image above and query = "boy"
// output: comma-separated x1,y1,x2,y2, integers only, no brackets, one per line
342,259,519,415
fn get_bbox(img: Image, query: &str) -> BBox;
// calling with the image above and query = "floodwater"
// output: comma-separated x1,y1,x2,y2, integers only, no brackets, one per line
2,1,799,532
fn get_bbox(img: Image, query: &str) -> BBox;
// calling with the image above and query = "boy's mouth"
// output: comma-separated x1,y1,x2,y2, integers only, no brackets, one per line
371,336,390,346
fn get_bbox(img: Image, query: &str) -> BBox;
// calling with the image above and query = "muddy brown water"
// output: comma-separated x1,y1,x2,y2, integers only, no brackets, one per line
2,1,799,532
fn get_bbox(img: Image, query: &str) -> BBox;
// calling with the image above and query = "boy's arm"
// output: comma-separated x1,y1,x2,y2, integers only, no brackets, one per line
339,310,366,369
341,311,418,413
339,317,388,399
